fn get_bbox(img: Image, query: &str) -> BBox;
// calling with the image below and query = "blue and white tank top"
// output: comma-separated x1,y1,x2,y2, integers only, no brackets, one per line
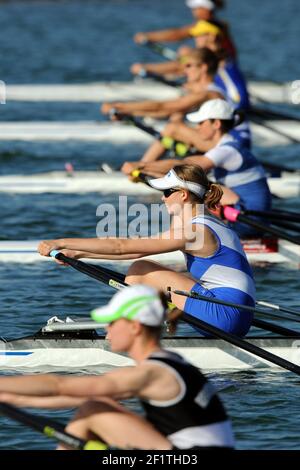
205,135,272,210
185,214,256,306
214,60,250,110
214,60,251,147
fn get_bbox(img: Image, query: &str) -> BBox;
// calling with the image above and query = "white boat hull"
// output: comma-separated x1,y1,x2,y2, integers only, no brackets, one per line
0,170,298,199
0,239,298,267
1,335,299,371
5,80,296,105
0,120,299,147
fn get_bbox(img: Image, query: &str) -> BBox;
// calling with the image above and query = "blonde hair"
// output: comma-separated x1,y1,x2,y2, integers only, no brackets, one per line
173,164,223,210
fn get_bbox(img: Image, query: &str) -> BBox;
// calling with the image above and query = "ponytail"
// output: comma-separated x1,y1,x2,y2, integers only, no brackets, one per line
204,182,223,210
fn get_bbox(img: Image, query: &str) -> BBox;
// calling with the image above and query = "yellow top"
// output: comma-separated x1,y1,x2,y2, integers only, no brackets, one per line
189,20,222,37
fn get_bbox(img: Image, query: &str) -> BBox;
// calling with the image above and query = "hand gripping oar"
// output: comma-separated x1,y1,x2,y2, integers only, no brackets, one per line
50,252,300,373
139,39,177,61
223,207,300,245
0,402,107,450
168,289,300,376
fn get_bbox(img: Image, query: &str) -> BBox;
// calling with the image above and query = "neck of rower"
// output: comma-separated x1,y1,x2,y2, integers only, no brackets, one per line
128,337,162,363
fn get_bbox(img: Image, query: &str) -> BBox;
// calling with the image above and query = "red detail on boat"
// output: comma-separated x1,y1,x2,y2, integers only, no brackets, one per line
242,238,279,254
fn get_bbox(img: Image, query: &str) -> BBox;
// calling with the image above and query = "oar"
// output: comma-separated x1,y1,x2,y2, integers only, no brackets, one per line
50,251,127,289
260,161,299,175
250,114,300,145
0,402,107,450
250,106,300,123
139,39,177,60
252,318,300,335
240,209,300,224
269,220,300,233
138,69,180,88
168,289,300,375
223,207,300,245
49,252,300,374
168,288,300,328
180,312,300,374
50,251,300,330
137,69,180,88
111,111,192,157
256,300,300,318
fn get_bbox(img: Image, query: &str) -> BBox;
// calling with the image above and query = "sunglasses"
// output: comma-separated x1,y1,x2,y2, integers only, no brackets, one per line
163,188,180,198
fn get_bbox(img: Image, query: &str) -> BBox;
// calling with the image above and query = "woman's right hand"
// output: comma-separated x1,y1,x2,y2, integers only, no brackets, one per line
134,32,148,44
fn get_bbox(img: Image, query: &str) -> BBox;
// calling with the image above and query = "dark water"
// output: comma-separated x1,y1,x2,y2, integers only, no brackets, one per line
0,0,299,450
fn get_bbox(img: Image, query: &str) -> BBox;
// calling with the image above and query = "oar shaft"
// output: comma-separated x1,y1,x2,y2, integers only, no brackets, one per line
223,207,300,245
252,319,300,337
50,251,126,290
172,288,285,318
49,253,300,375
0,403,106,450
250,106,300,122
243,209,300,223
257,300,300,317
140,70,179,88
250,115,300,144
182,314,300,375
141,40,177,60
237,213,300,244
114,112,161,139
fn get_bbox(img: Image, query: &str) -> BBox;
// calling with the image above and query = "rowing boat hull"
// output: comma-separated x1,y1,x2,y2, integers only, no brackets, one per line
5,80,295,105
1,335,299,371
0,120,299,147
0,240,299,267
0,170,298,198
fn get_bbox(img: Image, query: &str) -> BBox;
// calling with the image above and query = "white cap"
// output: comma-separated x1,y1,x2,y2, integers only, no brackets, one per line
186,0,215,10
187,98,234,123
148,168,207,198
91,285,165,326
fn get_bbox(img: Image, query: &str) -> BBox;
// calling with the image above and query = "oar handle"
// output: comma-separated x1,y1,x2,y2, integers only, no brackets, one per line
50,250,60,258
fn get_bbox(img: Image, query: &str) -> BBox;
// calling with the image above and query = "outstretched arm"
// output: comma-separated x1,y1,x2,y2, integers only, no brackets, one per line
0,366,159,402
0,393,87,409
38,229,187,259
134,26,192,44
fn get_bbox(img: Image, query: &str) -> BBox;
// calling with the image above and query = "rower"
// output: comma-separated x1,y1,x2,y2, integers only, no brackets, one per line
102,48,223,120
121,99,272,237
38,163,255,337
0,285,235,450
132,0,236,76
188,20,251,148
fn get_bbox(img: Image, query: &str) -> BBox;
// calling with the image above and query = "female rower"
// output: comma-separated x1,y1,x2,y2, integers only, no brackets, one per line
0,285,235,450
122,99,271,236
38,164,255,337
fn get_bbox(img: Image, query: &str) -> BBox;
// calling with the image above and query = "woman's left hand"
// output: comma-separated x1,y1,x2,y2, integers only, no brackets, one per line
38,240,61,257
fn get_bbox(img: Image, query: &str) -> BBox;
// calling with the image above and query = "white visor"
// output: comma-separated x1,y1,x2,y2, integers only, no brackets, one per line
148,169,207,198
186,0,215,10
